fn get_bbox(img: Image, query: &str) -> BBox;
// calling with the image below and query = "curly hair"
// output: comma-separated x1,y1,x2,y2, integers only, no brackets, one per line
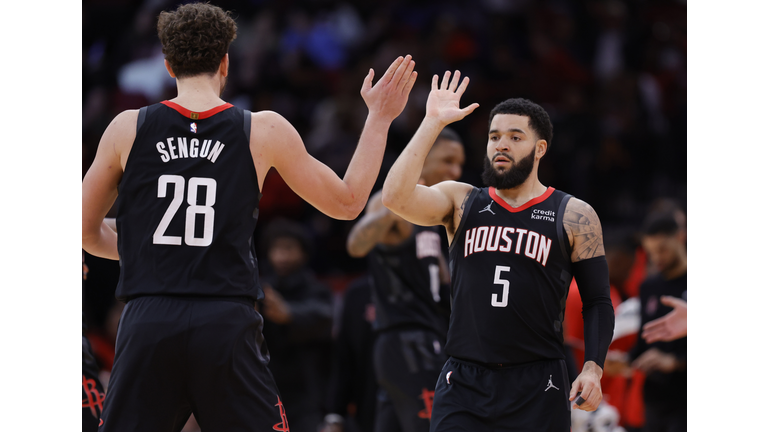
157,3,237,78
488,98,553,148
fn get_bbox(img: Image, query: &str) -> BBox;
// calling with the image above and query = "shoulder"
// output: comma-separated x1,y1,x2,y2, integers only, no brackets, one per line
103,109,140,156
562,197,605,262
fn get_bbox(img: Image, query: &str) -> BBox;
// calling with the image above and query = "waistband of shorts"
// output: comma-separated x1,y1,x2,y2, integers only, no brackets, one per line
125,294,256,308
449,355,563,370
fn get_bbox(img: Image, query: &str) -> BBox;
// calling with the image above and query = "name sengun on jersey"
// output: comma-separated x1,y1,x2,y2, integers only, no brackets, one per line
155,137,226,163
463,226,552,267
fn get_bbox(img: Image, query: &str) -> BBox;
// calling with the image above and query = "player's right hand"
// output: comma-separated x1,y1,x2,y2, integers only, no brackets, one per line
361,55,418,123
425,70,479,126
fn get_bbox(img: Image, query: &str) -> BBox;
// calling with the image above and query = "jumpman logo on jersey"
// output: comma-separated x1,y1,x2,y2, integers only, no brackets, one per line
544,375,559,392
273,396,290,431
479,202,495,215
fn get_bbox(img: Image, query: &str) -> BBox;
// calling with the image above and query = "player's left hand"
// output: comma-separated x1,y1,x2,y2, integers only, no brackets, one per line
569,361,603,411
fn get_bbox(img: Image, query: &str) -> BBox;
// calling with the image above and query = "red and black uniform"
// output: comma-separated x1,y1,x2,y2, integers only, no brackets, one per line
99,101,289,431
368,225,451,432
432,186,613,432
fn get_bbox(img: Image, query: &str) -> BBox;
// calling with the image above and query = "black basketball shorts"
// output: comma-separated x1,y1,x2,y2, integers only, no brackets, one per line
373,327,447,432
98,295,290,432
429,357,571,432
83,336,106,432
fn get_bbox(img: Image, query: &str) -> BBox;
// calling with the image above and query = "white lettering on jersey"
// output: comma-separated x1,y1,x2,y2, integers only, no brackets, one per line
156,142,171,162
415,231,441,259
524,231,539,259
463,225,552,267
156,137,225,163
532,209,556,222
486,226,501,251
190,138,199,157
474,226,489,253
499,227,514,252
167,137,177,159
464,227,476,257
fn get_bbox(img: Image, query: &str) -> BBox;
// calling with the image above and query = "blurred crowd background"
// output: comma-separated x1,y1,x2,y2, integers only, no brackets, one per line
82,0,686,431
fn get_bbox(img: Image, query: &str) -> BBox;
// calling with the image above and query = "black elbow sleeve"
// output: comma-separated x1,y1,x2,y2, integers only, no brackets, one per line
572,256,615,369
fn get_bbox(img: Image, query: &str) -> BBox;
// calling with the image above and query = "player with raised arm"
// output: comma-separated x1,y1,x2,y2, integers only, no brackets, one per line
81,3,417,430
346,128,464,432
381,71,615,431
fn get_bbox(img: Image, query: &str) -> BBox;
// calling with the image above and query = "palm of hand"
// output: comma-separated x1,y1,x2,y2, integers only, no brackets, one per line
425,70,479,125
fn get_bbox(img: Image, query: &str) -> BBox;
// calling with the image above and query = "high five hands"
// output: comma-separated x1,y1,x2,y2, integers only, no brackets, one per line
361,55,418,123
426,70,480,126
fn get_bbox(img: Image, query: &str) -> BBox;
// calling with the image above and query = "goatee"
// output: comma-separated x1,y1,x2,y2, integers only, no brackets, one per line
481,147,536,190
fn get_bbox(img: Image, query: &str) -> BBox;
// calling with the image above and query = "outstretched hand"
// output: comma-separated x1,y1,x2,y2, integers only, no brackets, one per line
426,70,480,126
361,55,418,123
642,296,687,343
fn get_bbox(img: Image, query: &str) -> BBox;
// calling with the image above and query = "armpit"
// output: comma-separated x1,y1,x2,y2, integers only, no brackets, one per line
563,198,605,262
445,188,472,235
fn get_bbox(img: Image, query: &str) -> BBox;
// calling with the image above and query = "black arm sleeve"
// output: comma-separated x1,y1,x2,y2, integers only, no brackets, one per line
572,256,615,369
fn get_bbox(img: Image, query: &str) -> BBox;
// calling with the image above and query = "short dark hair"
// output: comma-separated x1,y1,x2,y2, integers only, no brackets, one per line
261,218,313,257
489,98,553,148
642,211,680,237
436,127,463,145
157,3,237,78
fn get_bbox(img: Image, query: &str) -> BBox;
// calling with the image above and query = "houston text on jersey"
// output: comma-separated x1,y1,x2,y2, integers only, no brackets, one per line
463,225,552,266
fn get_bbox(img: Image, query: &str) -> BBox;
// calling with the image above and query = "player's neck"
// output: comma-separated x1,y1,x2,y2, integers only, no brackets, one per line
493,176,547,208
169,75,226,111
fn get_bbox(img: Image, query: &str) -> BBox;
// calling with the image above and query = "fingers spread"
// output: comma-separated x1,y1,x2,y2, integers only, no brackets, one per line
440,71,451,90
457,76,471,95
431,74,439,91
390,54,412,88
449,70,461,91
461,102,480,116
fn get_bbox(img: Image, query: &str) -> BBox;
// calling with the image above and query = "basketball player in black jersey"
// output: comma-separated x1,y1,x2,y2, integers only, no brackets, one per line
81,3,417,431
346,129,464,432
381,71,615,431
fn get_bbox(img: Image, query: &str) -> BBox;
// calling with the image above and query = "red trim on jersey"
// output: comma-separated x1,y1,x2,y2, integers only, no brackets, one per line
161,101,233,119
489,186,555,213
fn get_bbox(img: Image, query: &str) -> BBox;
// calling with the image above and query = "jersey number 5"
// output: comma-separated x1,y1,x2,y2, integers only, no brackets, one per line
153,174,217,247
491,265,511,307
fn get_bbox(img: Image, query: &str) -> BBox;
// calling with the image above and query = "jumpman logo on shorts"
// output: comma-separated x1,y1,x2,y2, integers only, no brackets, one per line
544,375,559,392
479,202,495,215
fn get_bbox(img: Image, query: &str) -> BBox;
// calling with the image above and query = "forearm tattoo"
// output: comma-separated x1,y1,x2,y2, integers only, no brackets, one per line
563,199,605,261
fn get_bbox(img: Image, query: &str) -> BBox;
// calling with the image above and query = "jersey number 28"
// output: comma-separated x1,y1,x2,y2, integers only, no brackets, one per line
153,174,216,247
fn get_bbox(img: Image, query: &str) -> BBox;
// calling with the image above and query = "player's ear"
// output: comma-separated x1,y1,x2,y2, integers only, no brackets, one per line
220,54,229,78
536,139,548,159
164,59,176,78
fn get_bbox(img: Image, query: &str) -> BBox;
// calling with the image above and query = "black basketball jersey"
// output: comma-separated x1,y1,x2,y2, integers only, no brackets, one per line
368,225,450,336
445,186,573,364
115,101,262,302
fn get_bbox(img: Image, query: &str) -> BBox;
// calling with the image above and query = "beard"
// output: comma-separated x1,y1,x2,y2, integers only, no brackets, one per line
481,146,536,190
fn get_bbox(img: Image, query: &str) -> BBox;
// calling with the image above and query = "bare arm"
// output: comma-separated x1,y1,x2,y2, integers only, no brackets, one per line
252,56,418,220
563,198,606,261
381,70,478,238
346,190,413,258
82,110,137,260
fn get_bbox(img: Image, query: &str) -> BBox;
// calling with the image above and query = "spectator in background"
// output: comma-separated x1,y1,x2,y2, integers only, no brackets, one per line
326,275,379,432
606,211,687,432
346,128,464,432
260,218,335,432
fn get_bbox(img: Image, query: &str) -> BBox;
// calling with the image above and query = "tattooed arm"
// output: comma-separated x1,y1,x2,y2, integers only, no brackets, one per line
563,197,614,413
563,198,606,261
346,190,414,258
